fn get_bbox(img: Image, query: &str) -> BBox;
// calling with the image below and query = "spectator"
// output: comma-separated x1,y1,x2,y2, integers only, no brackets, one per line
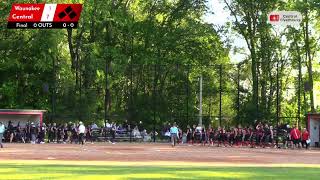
63,123,68,143
283,125,291,149
110,122,116,144
25,122,31,143
30,122,37,144
91,123,98,129
269,126,274,147
71,123,78,144
57,124,64,143
301,128,310,149
78,122,85,145
47,123,52,143
141,129,148,139
290,125,301,149
170,122,179,147
52,123,58,143
105,120,112,129
133,126,141,138
138,121,144,132
123,120,129,131
186,125,193,144
7,121,14,143
0,122,5,148
86,125,93,144
16,122,25,143
38,123,46,144
117,125,126,134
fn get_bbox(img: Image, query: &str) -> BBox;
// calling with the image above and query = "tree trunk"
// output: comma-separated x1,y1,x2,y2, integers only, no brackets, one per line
304,5,315,112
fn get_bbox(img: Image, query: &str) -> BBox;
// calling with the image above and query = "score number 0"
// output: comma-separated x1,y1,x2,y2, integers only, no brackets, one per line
63,23,74,28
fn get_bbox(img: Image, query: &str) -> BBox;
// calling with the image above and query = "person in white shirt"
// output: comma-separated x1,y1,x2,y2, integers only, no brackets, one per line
78,122,86,145
105,120,112,129
91,123,98,129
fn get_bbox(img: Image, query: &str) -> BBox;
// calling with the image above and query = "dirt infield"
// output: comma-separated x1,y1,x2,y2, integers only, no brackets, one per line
1,143,320,164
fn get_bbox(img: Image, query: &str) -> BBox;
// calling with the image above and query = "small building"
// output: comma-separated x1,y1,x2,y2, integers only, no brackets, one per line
307,113,320,147
0,109,46,127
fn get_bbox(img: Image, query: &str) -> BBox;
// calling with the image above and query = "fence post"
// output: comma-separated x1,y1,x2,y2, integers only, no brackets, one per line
153,63,156,143
51,56,56,122
199,75,203,126
237,64,240,125
186,65,190,126
104,61,108,128
276,60,280,128
129,63,133,143
219,65,222,127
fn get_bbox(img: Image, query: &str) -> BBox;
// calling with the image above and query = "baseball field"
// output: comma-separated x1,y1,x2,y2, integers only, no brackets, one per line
0,143,320,179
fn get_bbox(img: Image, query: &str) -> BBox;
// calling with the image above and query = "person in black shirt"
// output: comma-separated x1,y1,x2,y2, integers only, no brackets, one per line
25,122,31,143
38,123,46,144
138,121,144,132
86,125,93,144
110,122,116,144
57,125,61,143
47,123,52,143
123,120,129,131
186,125,192,144
67,123,72,143
7,121,14,143
16,122,25,143
262,124,270,148
52,123,58,143
63,123,68,143
71,123,78,144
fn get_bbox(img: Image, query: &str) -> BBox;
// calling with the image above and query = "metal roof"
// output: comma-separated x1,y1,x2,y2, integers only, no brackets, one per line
0,109,46,113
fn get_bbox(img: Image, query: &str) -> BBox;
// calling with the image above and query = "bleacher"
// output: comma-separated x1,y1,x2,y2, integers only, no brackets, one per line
92,128,143,142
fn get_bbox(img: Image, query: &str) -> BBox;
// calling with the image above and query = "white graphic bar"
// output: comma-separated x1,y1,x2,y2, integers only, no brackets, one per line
41,4,57,22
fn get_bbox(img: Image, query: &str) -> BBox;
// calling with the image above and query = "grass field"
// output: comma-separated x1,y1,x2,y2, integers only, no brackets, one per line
0,161,319,180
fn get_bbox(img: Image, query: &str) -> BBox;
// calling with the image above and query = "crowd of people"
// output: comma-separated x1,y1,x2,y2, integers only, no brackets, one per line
0,121,89,145
167,121,311,149
0,119,312,150
0,120,150,147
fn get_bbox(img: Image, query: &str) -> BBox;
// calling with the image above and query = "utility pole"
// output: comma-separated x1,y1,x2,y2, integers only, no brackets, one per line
199,75,203,126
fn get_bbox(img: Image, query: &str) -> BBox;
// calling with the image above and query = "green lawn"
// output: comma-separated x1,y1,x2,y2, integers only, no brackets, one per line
0,161,319,180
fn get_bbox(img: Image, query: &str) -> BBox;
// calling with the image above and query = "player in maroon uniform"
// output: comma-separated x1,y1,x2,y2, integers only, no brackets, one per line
208,126,215,146
201,126,206,146
262,124,271,148
223,127,228,147
236,127,242,146
249,126,257,148
191,124,196,145
186,125,193,144
217,127,223,147
256,122,264,147
243,127,250,146
229,127,235,147
178,126,183,144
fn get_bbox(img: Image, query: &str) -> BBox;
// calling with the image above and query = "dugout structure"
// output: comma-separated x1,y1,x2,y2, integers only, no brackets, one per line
307,113,320,147
0,109,46,127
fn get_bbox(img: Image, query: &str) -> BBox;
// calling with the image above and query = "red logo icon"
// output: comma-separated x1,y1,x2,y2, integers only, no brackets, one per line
269,14,280,22
53,4,82,22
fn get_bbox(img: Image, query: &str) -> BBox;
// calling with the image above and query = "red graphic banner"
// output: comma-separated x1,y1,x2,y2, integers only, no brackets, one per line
7,3,82,29
8,3,45,22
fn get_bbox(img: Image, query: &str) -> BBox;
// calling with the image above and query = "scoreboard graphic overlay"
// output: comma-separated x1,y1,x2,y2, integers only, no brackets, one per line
7,4,83,29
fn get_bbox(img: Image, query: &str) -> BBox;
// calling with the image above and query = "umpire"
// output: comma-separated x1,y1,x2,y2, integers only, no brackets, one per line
0,122,5,148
